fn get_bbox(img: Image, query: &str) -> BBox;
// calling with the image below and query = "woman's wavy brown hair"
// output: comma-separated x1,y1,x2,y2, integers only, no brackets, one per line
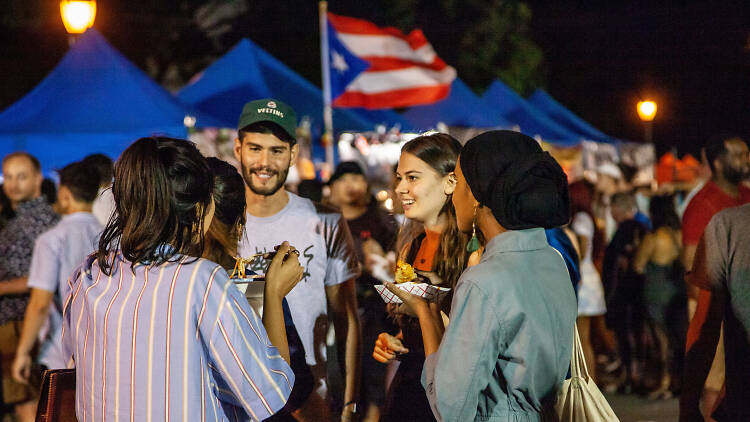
396,133,470,290
203,158,246,271
96,137,213,274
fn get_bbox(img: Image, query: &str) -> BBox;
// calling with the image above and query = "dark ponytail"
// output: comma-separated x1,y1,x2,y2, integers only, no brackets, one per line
97,137,213,273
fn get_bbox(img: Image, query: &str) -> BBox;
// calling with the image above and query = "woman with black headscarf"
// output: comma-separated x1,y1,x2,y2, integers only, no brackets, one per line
386,130,578,421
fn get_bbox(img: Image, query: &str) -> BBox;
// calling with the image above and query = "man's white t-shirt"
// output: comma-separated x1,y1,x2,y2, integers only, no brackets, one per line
239,192,360,366
92,187,115,227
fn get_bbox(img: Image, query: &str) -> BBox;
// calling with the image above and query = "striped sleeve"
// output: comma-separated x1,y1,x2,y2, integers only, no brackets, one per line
60,265,85,368
199,269,294,420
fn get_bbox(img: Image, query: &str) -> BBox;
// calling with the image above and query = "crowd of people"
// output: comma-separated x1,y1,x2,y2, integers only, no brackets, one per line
0,96,748,422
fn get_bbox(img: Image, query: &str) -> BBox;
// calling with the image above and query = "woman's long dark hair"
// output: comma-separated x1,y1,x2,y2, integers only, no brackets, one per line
396,133,469,290
97,137,213,274
203,157,246,270
649,194,681,231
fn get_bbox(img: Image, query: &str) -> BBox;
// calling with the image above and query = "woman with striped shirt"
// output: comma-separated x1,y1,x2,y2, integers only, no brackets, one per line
61,137,302,421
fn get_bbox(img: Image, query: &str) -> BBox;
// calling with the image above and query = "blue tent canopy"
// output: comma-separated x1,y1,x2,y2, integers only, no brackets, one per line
403,79,509,130
0,29,216,171
482,80,585,146
178,39,416,135
527,89,616,144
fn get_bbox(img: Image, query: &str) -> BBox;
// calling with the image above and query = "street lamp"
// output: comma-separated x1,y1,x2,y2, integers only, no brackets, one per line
637,100,657,142
60,1,96,44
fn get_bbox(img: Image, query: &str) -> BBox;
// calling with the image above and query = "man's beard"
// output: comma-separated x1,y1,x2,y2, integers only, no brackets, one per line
6,189,36,205
344,191,367,207
723,164,750,185
241,162,290,196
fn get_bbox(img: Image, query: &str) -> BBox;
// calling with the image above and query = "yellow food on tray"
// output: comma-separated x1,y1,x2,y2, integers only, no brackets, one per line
394,260,417,284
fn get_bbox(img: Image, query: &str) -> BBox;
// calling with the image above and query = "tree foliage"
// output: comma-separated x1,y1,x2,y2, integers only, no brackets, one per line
455,1,545,95
374,0,546,95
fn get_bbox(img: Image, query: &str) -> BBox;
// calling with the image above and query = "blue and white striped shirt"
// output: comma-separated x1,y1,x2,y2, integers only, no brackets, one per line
61,252,294,422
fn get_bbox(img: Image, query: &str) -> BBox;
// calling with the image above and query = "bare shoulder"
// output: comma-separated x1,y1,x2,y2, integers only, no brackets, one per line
653,227,672,238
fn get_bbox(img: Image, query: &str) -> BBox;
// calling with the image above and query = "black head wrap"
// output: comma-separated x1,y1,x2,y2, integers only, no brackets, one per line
459,130,570,230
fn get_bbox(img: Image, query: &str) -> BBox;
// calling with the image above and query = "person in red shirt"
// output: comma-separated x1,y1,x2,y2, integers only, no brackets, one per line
681,135,749,421
682,137,750,268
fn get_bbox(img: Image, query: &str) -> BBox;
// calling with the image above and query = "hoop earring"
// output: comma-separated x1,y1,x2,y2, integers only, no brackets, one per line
465,206,479,253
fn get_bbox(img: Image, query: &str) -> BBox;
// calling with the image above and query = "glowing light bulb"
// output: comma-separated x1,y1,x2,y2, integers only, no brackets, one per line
637,101,657,121
60,1,96,34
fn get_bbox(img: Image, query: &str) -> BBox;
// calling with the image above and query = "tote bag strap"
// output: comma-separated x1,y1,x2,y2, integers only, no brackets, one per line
570,323,591,381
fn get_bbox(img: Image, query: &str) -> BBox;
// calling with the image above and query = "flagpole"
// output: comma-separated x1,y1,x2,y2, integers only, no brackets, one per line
319,1,335,176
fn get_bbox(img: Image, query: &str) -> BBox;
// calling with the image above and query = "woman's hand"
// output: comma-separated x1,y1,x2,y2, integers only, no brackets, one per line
415,270,454,310
415,270,445,286
384,282,430,316
388,302,417,318
264,241,304,300
385,283,445,357
373,332,408,363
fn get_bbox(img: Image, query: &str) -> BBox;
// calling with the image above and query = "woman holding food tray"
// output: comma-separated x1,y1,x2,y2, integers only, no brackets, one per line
371,133,476,421
61,138,304,421
385,130,578,421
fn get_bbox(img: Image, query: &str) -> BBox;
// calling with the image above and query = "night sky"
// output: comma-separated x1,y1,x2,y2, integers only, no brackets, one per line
1,1,748,157
525,0,750,156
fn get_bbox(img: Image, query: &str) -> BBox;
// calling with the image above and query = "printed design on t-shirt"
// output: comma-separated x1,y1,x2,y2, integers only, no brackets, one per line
246,245,314,282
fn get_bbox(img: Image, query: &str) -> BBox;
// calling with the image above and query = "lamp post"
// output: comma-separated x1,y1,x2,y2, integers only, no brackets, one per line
637,100,657,143
60,0,96,45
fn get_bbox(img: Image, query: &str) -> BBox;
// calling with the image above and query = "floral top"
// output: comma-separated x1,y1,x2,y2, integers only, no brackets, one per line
0,196,59,324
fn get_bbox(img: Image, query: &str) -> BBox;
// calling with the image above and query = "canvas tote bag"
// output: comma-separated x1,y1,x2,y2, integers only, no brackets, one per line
555,323,619,421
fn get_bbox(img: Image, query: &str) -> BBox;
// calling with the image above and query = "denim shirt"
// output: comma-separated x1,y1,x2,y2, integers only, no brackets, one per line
422,228,578,421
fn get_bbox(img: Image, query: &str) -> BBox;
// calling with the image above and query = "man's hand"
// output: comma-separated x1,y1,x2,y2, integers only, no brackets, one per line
11,352,32,385
11,287,54,385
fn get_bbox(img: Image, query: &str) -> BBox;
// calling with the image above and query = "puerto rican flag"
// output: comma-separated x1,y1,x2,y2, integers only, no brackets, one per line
327,13,456,109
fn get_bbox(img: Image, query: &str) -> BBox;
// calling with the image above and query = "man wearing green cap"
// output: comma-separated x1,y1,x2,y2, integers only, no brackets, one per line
234,99,362,422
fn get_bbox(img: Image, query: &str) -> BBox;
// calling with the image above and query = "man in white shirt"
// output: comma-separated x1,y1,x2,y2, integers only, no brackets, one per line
234,99,362,421
11,160,102,382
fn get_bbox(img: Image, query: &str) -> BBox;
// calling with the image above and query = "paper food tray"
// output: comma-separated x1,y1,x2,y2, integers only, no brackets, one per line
375,282,451,304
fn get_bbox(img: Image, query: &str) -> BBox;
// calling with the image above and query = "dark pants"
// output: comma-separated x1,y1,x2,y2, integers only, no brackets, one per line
264,300,314,421
380,355,436,422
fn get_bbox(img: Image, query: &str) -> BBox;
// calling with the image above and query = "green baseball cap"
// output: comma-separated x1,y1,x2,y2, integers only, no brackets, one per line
237,99,297,142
